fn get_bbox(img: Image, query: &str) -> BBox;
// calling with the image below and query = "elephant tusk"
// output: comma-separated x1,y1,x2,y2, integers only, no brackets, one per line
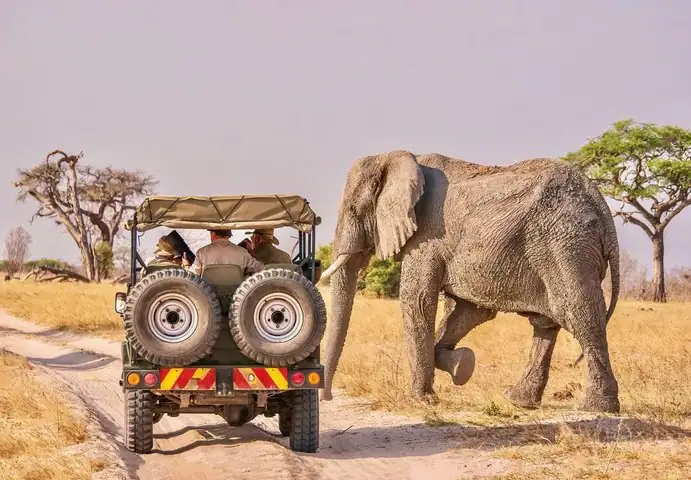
320,253,352,281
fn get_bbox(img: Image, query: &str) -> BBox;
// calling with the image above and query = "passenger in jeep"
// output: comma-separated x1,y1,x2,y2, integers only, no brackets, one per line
246,228,292,264
148,235,184,268
186,229,264,275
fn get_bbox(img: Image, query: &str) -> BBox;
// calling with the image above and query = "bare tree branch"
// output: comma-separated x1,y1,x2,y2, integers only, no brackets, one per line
625,196,659,226
613,210,655,239
660,197,691,230
4,227,32,276
22,265,90,283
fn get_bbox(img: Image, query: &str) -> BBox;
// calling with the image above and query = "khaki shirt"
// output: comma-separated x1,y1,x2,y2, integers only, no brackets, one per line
254,243,292,265
147,258,182,269
190,239,264,275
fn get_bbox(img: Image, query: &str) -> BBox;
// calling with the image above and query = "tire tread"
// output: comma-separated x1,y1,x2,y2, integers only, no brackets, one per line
123,268,223,366
124,390,154,454
289,390,319,453
229,268,326,366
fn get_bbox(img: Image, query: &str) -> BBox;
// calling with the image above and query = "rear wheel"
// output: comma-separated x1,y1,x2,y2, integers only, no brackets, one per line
124,390,154,454
124,269,223,366
289,390,319,453
230,268,326,366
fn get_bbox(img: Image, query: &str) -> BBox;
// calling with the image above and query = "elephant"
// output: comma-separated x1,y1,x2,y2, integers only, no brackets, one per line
319,150,621,413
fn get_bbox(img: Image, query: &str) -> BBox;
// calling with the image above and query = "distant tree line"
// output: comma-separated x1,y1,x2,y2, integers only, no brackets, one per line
7,123,691,296
0,257,76,275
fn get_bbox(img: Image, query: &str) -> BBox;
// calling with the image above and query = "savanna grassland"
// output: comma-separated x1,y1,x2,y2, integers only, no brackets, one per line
0,281,689,479
0,349,110,480
0,282,126,338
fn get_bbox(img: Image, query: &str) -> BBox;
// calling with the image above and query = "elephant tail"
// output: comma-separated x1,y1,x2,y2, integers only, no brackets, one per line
604,222,620,324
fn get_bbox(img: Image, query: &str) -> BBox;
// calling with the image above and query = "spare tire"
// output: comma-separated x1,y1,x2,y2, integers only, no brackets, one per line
229,268,326,366
124,268,222,366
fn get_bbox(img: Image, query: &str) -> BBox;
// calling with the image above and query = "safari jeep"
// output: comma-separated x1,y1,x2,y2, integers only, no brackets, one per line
114,195,325,454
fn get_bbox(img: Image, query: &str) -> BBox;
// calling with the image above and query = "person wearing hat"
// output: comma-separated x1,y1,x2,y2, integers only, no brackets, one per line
186,229,264,276
147,235,185,269
245,228,292,265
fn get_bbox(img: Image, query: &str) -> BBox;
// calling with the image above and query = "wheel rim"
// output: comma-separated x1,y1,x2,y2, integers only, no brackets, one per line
147,293,199,343
253,292,304,343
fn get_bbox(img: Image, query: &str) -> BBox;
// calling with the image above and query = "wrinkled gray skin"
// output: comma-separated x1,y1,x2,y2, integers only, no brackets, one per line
321,151,621,413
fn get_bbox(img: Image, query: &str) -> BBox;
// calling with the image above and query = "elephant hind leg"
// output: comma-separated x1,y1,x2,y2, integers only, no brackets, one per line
504,316,560,409
434,294,496,386
561,289,620,413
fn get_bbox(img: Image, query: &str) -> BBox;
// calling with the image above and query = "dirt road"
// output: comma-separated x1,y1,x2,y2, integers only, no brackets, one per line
0,311,514,480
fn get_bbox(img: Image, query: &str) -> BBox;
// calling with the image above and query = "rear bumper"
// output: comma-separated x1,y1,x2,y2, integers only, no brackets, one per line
121,365,324,393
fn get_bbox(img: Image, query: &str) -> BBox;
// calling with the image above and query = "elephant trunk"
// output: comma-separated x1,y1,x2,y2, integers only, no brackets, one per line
321,253,364,401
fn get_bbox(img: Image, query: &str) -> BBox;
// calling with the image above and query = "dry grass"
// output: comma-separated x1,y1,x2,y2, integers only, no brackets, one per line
320,291,690,479
0,349,107,480
0,282,689,478
0,282,125,338
322,292,691,422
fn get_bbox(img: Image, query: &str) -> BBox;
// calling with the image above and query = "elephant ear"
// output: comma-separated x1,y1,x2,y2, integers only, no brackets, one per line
374,151,425,260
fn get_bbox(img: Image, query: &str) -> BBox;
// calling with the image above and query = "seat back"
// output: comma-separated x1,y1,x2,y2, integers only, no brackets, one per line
201,264,245,312
143,261,183,275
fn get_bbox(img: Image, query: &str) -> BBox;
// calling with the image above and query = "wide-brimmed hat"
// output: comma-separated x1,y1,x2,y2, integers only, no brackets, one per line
154,236,181,258
246,228,279,245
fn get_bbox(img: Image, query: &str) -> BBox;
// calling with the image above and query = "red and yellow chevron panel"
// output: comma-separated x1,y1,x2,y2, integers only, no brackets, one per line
159,368,216,390
233,367,288,390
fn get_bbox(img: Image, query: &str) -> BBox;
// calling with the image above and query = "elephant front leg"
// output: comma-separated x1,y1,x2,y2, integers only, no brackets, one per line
434,294,496,386
399,268,441,404
504,317,559,409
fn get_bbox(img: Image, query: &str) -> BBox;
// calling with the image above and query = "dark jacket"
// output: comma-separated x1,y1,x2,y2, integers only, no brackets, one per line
254,243,292,265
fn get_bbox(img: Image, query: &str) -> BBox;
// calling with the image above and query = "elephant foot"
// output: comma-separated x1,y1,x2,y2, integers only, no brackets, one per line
411,390,439,406
436,347,476,386
503,383,542,409
449,347,476,386
581,392,620,413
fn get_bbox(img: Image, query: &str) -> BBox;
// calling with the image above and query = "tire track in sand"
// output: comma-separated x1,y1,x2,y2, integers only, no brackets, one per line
0,311,514,480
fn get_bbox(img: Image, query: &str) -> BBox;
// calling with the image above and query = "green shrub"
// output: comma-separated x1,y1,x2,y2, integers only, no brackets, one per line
363,258,401,298
1,258,75,273
94,241,114,279
317,242,401,298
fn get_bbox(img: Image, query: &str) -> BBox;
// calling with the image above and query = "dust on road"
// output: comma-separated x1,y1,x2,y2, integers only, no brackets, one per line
0,312,513,480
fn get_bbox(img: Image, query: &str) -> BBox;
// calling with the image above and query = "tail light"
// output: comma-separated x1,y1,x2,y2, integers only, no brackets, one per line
291,372,305,386
144,373,158,386
126,373,140,385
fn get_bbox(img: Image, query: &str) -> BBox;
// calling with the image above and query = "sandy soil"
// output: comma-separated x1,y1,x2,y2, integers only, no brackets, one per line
0,311,517,480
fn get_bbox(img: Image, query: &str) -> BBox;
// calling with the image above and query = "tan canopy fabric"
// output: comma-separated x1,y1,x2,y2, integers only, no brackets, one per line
127,195,320,232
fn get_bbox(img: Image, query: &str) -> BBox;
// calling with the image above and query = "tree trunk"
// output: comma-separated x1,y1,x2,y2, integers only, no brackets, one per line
651,232,666,302
80,244,98,282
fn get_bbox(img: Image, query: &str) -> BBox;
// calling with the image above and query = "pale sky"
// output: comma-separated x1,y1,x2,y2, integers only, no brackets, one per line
1,0,690,273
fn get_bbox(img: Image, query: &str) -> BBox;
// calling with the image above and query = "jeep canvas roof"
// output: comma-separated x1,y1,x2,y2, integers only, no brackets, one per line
127,194,321,233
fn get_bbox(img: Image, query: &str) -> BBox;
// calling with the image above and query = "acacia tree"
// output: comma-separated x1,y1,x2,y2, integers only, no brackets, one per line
4,226,32,276
14,150,156,281
564,119,691,302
